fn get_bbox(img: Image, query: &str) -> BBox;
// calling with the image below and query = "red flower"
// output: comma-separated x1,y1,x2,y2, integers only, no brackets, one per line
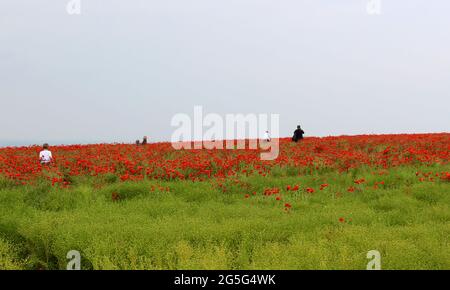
354,178,365,185
306,187,315,193
120,174,130,181
339,217,345,223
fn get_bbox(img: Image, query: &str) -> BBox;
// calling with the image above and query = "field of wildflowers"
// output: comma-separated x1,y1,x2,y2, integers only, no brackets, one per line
0,134,449,269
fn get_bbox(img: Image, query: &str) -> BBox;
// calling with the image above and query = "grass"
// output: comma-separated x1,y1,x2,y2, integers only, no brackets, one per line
0,164,449,270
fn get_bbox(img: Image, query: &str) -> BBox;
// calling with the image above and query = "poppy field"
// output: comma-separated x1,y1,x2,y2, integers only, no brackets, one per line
0,133,449,269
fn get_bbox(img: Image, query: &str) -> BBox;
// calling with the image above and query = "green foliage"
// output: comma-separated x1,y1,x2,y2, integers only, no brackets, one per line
24,185,81,211
0,238,25,270
0,164,449,269
0,177,19,190
103,173,119,184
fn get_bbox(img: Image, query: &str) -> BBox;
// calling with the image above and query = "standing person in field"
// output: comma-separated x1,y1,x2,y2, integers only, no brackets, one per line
39,143,53,165
263,130,271,142
292,125,305,142
142,136,148,145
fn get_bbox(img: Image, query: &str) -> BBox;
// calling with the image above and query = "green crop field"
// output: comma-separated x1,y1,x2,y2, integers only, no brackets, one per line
1,162,449,270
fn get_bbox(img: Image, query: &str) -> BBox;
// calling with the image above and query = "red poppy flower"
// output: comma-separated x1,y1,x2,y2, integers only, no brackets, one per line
306,187,315,193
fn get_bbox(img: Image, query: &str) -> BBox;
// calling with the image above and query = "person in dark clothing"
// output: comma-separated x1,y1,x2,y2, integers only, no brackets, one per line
142,136,148,145
292,125,305,142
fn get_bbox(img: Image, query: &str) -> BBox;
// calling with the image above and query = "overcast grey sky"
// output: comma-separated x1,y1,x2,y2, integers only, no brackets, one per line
0,0,449,146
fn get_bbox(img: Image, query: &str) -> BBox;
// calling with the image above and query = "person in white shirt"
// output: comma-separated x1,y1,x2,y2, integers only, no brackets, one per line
263,131,271,142
39,143,53,165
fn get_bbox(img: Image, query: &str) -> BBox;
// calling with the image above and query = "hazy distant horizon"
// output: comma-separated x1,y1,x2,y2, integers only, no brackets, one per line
1,131,449,148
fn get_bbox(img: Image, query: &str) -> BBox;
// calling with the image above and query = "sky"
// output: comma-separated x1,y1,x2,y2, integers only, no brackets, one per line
0,0,449,146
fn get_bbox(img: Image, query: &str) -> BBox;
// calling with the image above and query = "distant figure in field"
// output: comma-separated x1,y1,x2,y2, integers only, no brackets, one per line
142,136,148,145
39,143,53,165
136,140,141,146
263,130,271,142
292,125,305,142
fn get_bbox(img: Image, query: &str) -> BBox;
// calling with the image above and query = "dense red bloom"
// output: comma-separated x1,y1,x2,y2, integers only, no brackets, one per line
339,217,345,223
0,134,448,186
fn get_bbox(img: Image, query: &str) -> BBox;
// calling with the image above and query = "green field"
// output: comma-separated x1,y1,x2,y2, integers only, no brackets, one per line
1,164,449,270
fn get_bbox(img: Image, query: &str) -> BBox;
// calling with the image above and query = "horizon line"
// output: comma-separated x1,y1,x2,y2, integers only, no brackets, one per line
1,132,449,149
